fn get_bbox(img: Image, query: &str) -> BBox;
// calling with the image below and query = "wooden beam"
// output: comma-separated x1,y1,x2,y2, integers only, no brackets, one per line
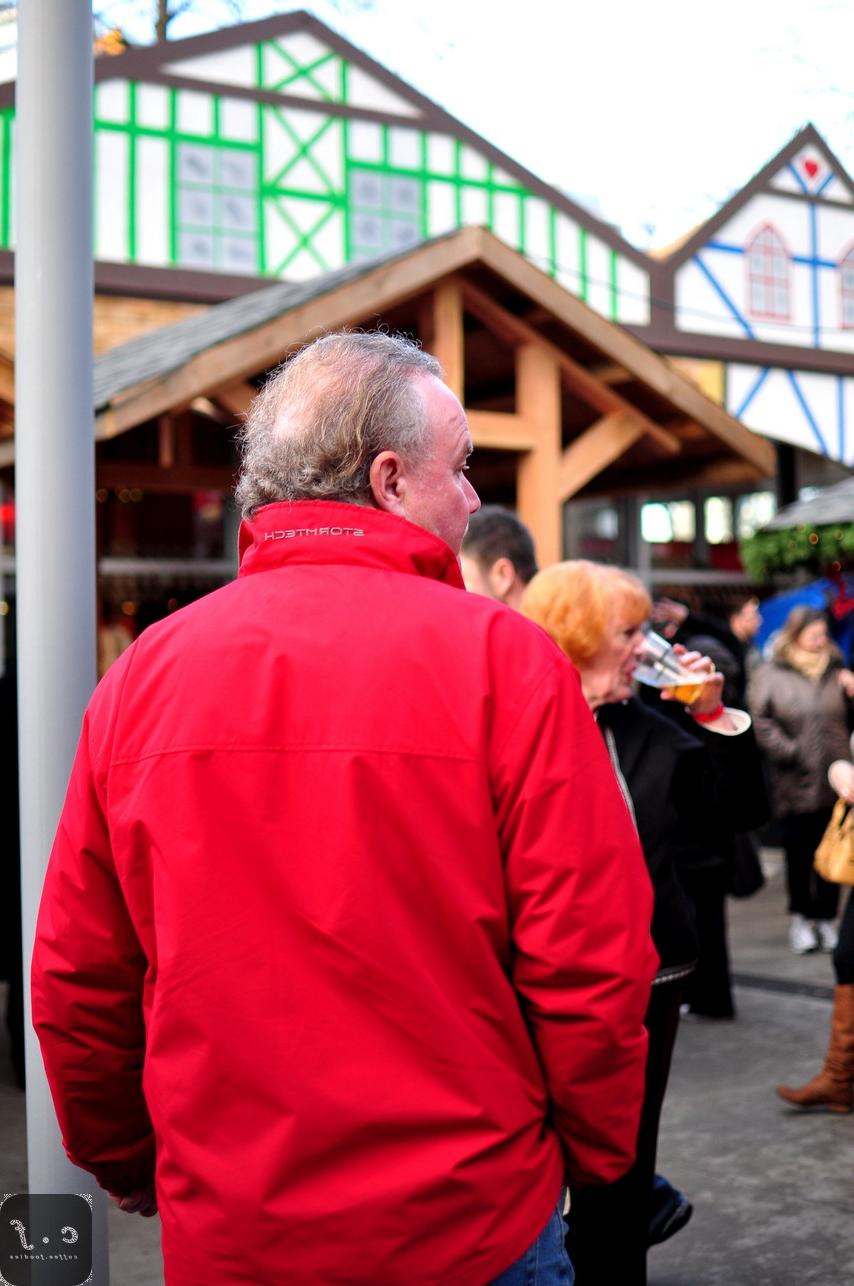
557,413,646,501
430,279,464,399
467,409,536,451
459,280,681,458
212,381,257,418
190,396,234,425
515,342,562,566
665,418,708,443
662,459,771,490
588,363,633,385
582,462,769,500
464,231,776,475
97,462,236,493
555,356,679,456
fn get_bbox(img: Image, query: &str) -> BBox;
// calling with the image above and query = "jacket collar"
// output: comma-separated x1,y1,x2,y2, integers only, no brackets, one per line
238,500,465,591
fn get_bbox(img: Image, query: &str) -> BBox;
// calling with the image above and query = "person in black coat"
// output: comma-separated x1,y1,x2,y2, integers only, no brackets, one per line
648,594,767,1017
652,593,762,710
522,561,769,1286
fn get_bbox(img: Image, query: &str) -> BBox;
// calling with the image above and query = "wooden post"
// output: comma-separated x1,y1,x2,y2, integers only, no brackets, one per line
516,342,562,566
416,294,435,354
175,410,193,467
158,414,176,469
430,279,464,399
213,381,258,419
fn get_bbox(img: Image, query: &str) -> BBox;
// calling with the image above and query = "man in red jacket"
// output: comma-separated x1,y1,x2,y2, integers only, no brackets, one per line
33,331,657,1285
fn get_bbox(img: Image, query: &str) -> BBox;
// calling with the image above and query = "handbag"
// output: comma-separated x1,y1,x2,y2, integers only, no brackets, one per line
814,798,854,886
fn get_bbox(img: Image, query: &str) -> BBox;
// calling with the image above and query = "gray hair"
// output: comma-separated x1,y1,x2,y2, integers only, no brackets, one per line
234,331,442,518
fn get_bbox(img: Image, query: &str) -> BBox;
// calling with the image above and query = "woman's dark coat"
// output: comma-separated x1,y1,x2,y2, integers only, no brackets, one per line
598,698,769,970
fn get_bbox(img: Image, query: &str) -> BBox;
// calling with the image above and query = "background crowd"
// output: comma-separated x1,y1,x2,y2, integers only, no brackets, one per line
462,504,854,1284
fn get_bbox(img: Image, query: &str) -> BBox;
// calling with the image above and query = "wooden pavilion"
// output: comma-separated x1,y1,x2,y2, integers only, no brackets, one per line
0,227,775,621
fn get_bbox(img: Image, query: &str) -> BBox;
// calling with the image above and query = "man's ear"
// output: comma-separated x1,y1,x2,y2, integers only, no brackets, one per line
487,557,517,603
369,450,407,516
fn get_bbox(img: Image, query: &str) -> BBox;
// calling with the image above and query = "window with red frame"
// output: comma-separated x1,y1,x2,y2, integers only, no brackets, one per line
747,225,790,319
842,247,854,328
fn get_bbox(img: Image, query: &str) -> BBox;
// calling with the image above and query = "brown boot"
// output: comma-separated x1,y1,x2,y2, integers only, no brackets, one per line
776,983,854,1113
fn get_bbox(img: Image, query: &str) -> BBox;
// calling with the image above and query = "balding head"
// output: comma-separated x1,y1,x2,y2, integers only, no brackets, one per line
235,332,441,518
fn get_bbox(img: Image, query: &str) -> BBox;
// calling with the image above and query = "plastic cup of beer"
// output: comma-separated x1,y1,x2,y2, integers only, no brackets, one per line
633,628,707,706
660,675,707,705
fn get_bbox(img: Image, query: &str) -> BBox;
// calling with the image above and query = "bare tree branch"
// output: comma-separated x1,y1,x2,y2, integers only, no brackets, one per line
94,1,250,45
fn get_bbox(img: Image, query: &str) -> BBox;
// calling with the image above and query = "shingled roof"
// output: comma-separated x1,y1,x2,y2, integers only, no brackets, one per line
93,248,409,411
0,226,778,511
763,476,854,531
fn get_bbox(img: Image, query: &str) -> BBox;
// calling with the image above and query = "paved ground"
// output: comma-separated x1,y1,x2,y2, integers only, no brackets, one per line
647,852,854,1286
3,851,854,1284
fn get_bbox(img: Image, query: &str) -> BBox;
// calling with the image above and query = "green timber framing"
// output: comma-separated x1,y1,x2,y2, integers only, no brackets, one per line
0,10,650,323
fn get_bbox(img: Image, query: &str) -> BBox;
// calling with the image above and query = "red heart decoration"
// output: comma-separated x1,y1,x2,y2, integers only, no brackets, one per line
804,159,819,179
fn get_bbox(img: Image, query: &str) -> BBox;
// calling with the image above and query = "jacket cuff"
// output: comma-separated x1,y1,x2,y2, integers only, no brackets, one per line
65,1137,156,1198
691,707,751,737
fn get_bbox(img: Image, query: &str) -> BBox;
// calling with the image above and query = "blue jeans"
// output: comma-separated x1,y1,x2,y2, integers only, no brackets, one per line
489,1201,574,1285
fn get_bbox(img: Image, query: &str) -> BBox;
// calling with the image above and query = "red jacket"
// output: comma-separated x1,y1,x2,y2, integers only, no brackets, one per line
33,501,656,1285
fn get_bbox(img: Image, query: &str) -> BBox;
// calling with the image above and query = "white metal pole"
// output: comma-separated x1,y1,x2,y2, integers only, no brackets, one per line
15,2,110,1281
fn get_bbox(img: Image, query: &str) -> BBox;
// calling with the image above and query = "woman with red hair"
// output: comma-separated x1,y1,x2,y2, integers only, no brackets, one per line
522,560,768,1286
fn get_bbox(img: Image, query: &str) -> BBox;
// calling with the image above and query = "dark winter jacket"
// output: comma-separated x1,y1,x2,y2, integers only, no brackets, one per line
672,611,752,709
599,698,769,972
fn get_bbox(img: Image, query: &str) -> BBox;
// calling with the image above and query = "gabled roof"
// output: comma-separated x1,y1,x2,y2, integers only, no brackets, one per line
0,9,648,271
93,251,378,411
0,227,777,504
657,124,854,270
79,226,773,482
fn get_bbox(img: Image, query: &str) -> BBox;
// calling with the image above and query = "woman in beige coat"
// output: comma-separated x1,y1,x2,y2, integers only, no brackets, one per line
749,606,854,953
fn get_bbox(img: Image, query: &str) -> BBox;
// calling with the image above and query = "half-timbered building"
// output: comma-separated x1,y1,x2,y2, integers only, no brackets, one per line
0,11,851,646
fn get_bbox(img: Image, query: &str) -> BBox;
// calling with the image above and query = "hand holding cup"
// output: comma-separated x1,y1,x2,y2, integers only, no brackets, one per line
662,646,723,714
634,630,720,709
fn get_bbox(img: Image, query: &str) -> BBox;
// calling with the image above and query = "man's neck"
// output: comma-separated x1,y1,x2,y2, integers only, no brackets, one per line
503,581,526,612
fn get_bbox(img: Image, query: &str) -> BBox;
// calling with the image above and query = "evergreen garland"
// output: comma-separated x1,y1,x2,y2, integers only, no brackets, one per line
740,524,854,581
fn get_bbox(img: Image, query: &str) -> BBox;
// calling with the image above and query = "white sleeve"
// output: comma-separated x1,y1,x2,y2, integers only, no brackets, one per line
692,707,752,737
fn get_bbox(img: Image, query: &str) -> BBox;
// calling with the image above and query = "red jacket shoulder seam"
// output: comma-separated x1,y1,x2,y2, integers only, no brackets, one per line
494,652,565,761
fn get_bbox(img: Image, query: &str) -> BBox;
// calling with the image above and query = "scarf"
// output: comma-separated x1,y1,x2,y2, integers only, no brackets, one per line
783,642,834,683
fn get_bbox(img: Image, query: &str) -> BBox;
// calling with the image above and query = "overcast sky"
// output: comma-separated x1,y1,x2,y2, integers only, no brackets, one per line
101,0,854,249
